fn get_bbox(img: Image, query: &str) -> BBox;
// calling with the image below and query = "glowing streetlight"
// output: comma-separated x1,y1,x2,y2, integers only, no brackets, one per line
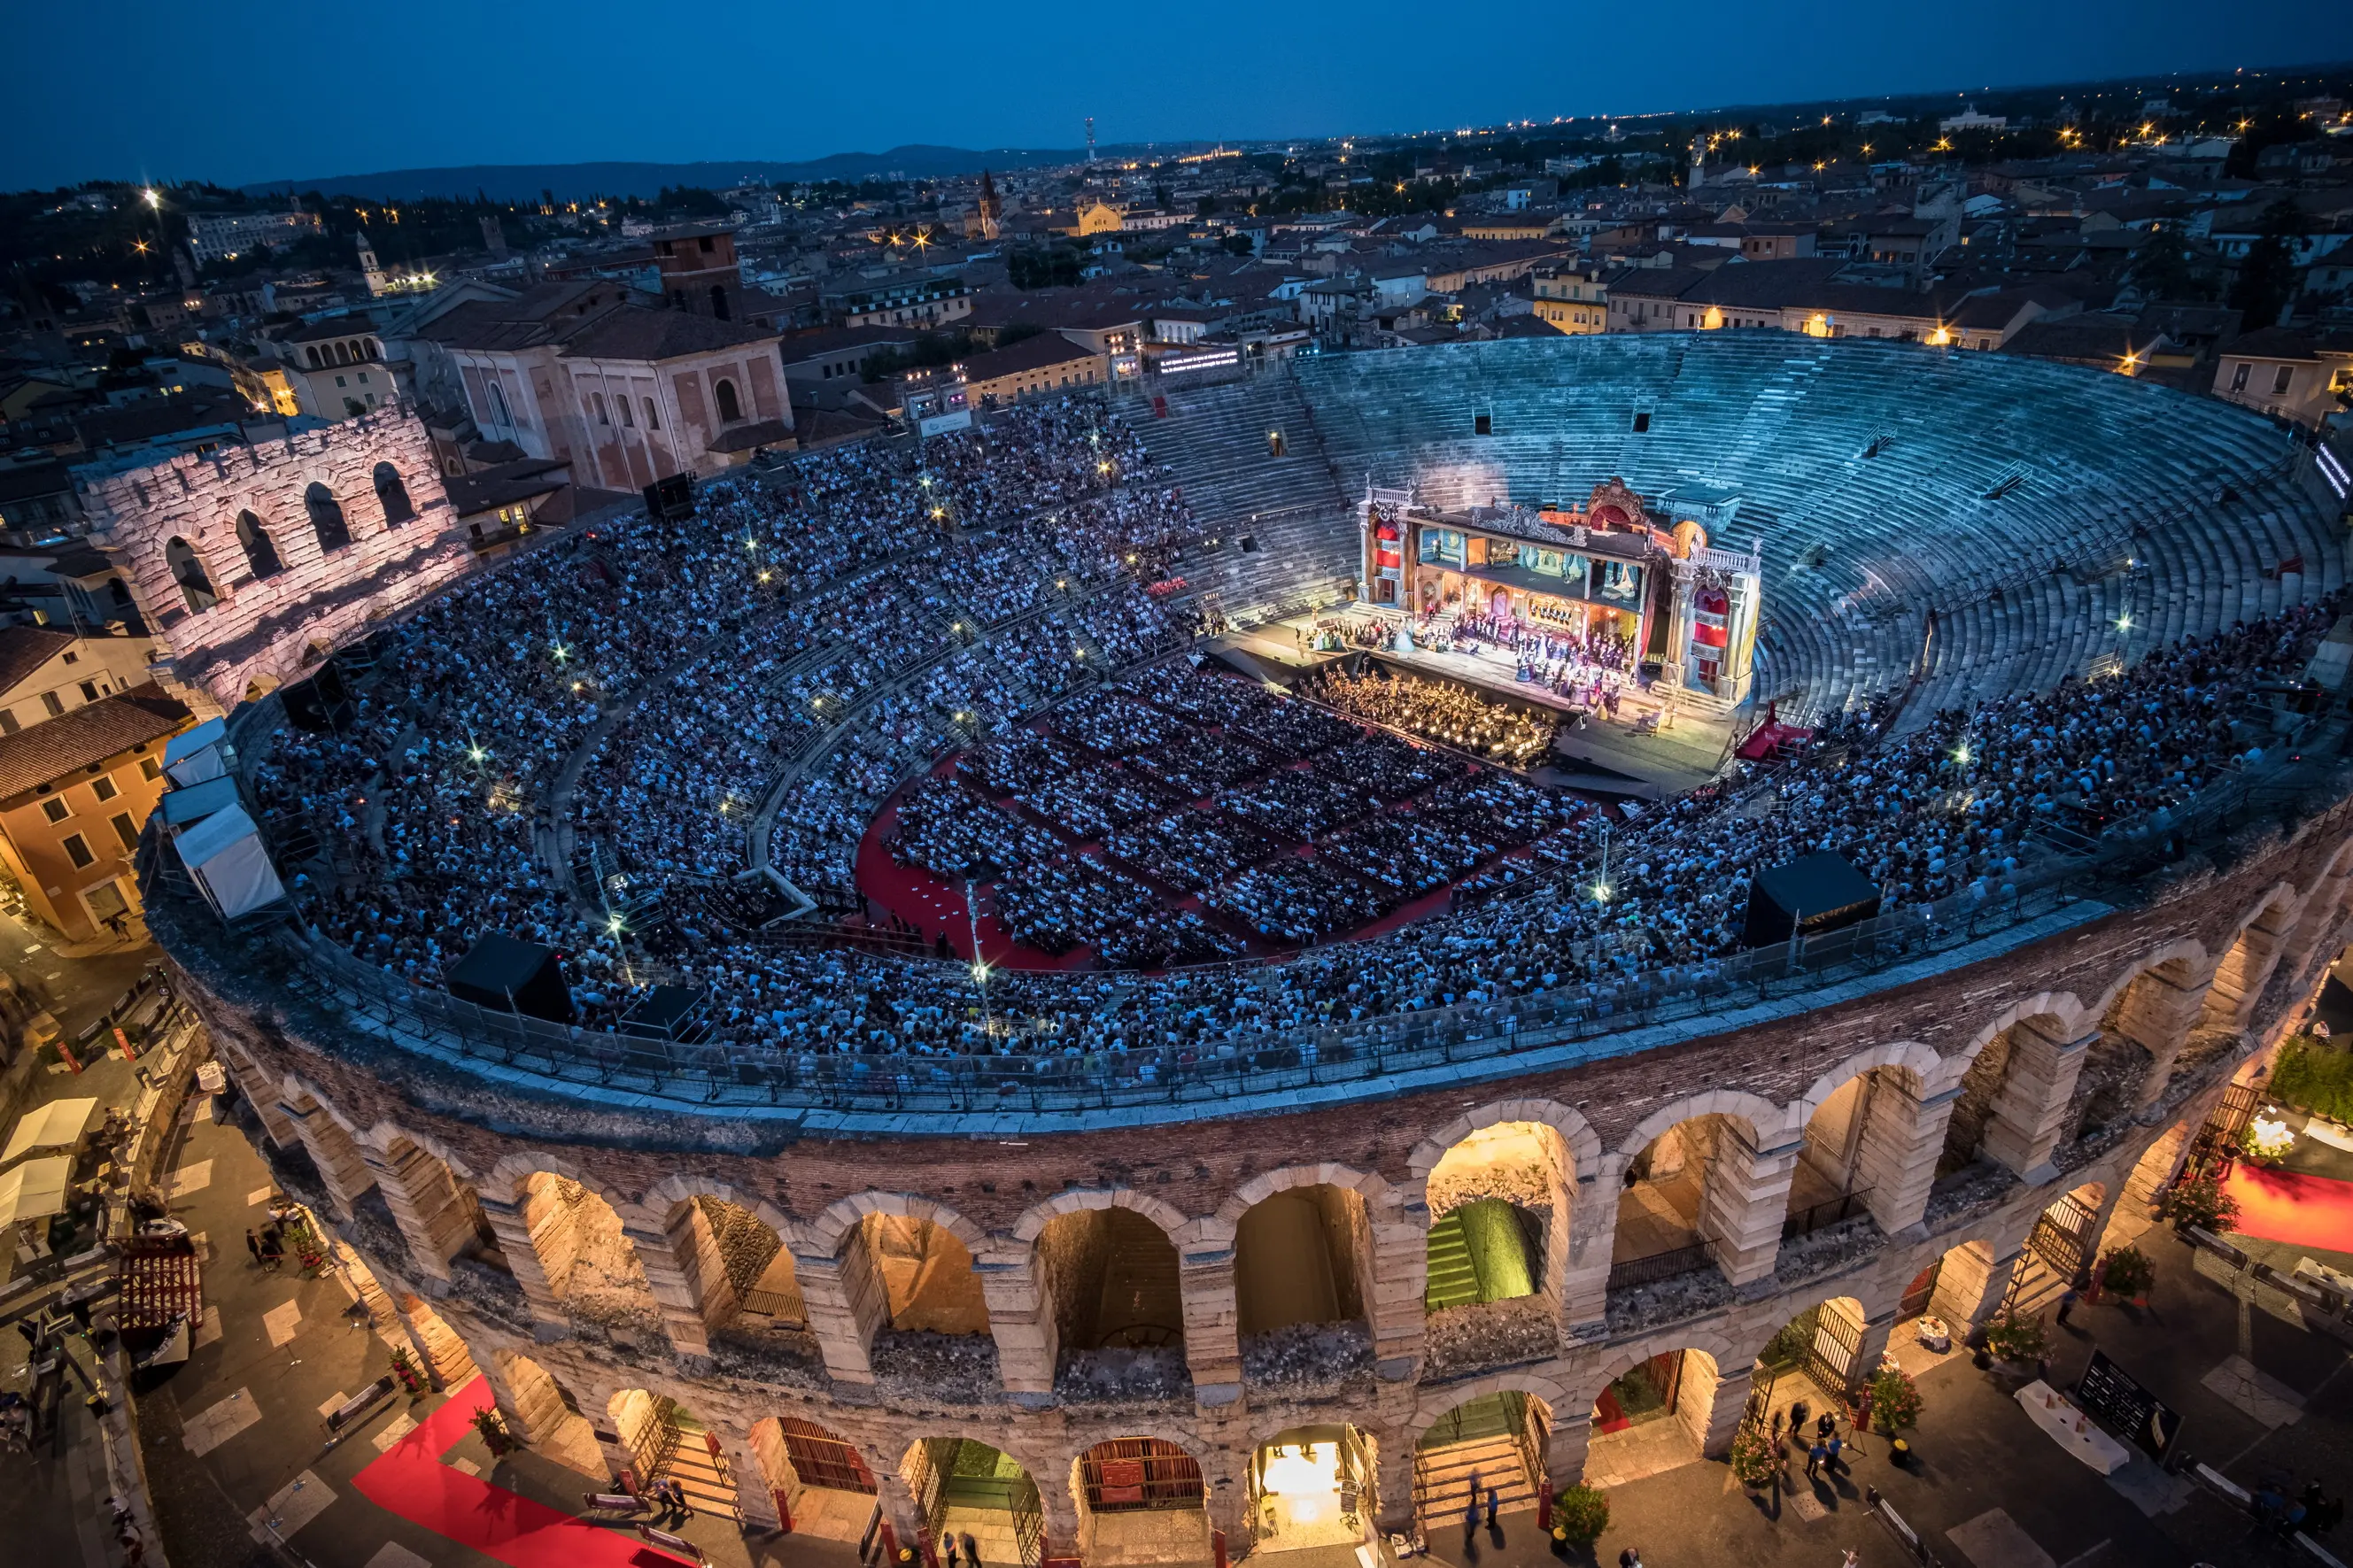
143,188,160,209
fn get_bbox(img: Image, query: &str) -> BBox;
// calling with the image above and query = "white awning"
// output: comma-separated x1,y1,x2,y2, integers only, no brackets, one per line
2,1097,97,1164
0,1155,74,1226
174,804,287,920
162,718,226,768
161,776,239,827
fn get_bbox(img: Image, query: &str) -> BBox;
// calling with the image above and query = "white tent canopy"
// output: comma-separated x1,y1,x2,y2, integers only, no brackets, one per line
165,717,229,786
175,804,287,920
2,1097,97,1164
0,1155,74,1227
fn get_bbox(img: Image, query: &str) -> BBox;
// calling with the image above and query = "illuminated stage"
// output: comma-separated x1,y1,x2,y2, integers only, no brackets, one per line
1211,609,1739,799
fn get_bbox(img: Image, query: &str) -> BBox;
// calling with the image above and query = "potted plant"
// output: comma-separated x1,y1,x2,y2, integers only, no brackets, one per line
1729,1424,1779,1493
2241,1116,2295,1170
388,1345,426,1396
1552,1485,1609,1547
1980,1309,2047,1368
2156,1171,2241,1235
468,1404,517,1457
1869,1364,1923,1439
2098,1245,2157,1306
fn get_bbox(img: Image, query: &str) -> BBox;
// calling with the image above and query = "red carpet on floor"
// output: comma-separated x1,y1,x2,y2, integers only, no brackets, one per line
2222,1164,2353,1253
354,1376,671,1568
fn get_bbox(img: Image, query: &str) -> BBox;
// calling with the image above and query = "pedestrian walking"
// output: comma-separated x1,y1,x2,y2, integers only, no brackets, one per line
1807,1440,1829,1480
1617,1548,1644,1568
245,1230,263,1266
1825,1432,1845,1475
941,1535,959,1568
962,1530,980,1568
2056,1286,2078,1326
1485,1486,1499,1527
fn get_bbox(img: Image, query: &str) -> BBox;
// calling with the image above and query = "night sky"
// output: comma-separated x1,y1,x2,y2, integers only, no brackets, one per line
8,0,2350,189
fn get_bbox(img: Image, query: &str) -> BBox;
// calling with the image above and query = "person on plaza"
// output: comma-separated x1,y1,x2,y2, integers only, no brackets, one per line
245,1230,263,1267
941,1536,959,1568
1617,1548,1644,1568
962,1530,980,1567
2056,1284,2079,1326
1816,1410,1837,1441
1824,1430,1845,1475
1807,1439,1829,1480
1485,1486,1500,1528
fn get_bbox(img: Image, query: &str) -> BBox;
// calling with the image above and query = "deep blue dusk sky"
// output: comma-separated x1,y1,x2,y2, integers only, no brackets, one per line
9,1,2350,189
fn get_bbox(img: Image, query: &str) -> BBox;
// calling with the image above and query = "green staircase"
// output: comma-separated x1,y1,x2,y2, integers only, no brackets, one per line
1425,1200,1536,1311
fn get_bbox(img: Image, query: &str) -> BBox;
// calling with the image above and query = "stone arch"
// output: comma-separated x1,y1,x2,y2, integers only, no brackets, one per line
515,1169,662,1344
1610,1093,1791,1295
1417,1119,1565,1348
1022,1191,1189,1381
491,1348,600,1471
1230,1172,1382,1349
355,1122,492,1282
1939,999,2087,1180
1406,1098,1605,1186
373,461,414,525
1582,1334,1740,1472
2202,884,2303,1032
234,509,283,580
1749,1291,1878,1412
1068,1432,1210,1564
164,535,221,614
1408,1385,1560,1531
2281,833,2353,977
1784,1045,1945,1240
1792,1042,1943,1124
272,1078,375,1219
901,1437,1046,1559
809,1190,989,1258
305,481,351,552
2077,947,2210,1132
715,377,743,423
751,1414,876,1543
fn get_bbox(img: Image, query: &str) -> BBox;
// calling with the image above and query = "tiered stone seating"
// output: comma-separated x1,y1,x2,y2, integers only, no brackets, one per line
1153,337,2338,725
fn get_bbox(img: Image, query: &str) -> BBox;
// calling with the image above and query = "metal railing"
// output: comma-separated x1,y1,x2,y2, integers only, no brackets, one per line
1606,1241,1714,1293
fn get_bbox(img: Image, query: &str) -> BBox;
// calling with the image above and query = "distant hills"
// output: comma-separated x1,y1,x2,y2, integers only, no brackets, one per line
237,143,1218,201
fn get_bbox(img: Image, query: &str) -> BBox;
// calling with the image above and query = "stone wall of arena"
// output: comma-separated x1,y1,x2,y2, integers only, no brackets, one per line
78,412,469,714
151,789,2353,1557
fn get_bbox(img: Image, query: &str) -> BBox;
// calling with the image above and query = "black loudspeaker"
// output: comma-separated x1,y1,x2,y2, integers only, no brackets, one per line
642,473,695,521
1240,534,1259,552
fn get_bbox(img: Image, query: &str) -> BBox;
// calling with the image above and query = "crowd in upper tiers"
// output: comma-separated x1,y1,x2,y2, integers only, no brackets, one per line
240,392,2344,1073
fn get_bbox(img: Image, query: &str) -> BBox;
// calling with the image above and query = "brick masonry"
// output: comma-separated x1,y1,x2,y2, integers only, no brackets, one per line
79,412,470,714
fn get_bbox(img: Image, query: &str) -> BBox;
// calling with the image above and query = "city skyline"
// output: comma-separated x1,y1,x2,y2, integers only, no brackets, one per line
6,0,2351,189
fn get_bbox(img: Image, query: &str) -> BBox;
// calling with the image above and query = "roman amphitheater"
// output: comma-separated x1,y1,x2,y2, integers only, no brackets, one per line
138,334,2353,1566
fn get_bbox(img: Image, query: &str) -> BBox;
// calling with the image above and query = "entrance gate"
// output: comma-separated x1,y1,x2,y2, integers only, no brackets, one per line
783,1417,876,1495
1804,1303,1866,1401
2027,1191,2099,1283
1080,1440,1204,1512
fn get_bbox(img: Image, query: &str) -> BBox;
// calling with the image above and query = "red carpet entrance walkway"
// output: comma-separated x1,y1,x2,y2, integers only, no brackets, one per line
354,1375,678,1568
2222,1164,2353,1254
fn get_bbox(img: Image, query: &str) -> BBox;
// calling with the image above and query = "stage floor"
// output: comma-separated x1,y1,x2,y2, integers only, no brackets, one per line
1214,611,1742,799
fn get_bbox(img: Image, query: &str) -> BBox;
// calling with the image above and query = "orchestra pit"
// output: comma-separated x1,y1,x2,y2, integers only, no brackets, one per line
135,334,2353,1566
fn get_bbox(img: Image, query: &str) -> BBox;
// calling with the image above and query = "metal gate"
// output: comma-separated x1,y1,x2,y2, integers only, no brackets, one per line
1899,1259,1942,1319
2027,1192,2098,1282
1743,1361,1779,1433
1804,1304,1866,1402
1079,1439,1204,1512
781,1417,876,1495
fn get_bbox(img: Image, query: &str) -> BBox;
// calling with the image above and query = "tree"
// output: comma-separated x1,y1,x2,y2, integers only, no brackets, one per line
1729,1424,1779,1488
2226,197,2310,328
2132,229,2218,304
1552,1485,1608,1544
1982,1309,2048,1364
2097,1245,2156,1301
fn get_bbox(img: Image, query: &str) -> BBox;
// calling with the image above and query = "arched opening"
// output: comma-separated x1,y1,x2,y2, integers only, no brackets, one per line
522,1171,660,1345
689,1196,817,1372
375,1132,496,1280
397,1294,477,1388
493,1350,604,1476
1753,1296,1871,1431
1613,1115,1754,1293
164,537,219,614
608,1391,739,1518
2072,994,2163,1147
305,482,351,552
1038,1207,1186,1396
752,1415,875,1542
1585,1348,1720,1487
1248,1425,1375,1556
373,461,414,524
902,1439,1046,1568
715,377,742,423
1940,1012,2076,1179
862,1210,989,1334
709,284,731,321
2204,903,2296,1031
234,510,283,579
1784,1071,1902,1237
1424,1122,1561,1372
1072,1438,1207,1565
1234,1185,1374,1371
1413,1393,1551,1541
